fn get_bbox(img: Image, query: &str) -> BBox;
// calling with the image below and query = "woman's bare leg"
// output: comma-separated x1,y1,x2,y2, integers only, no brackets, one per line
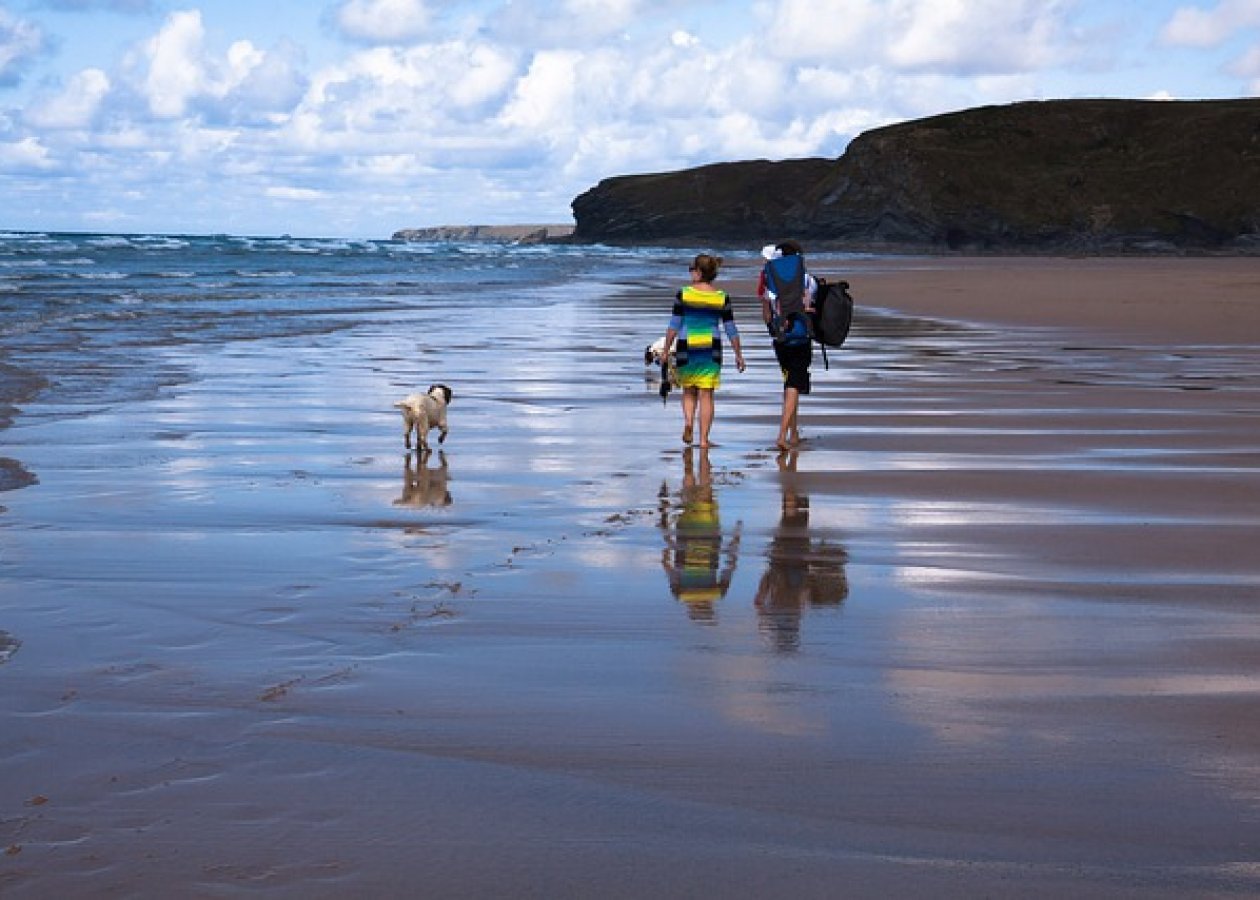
682,387,697,443
698,389,717,448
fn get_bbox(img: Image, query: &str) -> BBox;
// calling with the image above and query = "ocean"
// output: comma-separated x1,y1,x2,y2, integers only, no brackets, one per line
0,231,707,421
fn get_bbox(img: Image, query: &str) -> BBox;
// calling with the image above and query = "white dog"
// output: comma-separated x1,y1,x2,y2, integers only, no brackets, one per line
644,336,679,388
393,384,452,451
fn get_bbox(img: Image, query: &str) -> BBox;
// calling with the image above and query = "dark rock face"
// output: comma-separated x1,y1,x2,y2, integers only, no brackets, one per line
571,99,1260,251
571,158,836,243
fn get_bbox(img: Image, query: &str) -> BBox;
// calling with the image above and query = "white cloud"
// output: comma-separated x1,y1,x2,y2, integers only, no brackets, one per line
498,50,580,133
332,0,431,44
24,68,111,129
763,0,885,62
888,0,1071,73
762,0,1074,74
265,185,326,200
1234,42,1260,71
81,208,131,223
283,39,521,161
489,0,648,47
0,135,54,168
448,43,518,109
1162,0,1260,47
140,9,208,117
38,0,151,10
130,10,308,124
1232,43,1260,91
0,7,46,87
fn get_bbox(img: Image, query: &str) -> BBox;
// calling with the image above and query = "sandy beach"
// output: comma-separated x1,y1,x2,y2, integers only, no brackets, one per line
2,253,1260,897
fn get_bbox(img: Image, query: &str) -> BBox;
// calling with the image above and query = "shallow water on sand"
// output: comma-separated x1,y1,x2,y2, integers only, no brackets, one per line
2,240,1260,896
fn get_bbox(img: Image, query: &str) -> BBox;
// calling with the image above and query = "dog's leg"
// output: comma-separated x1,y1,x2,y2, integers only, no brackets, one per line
438,411,448,444
403,421,413,449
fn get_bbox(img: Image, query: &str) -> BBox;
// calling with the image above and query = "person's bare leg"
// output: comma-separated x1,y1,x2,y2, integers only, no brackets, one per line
777,387,800,449
697,389,717,448
682,388,697,444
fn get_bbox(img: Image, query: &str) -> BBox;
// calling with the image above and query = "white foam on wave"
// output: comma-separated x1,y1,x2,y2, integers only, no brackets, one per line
132,235,191,250
232,269,297,278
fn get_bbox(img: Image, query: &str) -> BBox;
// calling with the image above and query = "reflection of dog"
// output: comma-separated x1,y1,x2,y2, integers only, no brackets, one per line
644,336,679,388
395,450,451,508
393,384,452,451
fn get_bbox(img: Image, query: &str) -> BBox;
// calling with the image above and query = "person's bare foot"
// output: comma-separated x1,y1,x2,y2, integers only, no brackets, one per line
682,425,693,444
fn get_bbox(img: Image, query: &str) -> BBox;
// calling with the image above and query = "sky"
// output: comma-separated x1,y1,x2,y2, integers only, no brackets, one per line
1,0,1258,238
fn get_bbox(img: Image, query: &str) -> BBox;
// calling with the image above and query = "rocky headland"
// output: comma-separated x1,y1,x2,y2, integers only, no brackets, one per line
392,224,573,244
570,98,1260,252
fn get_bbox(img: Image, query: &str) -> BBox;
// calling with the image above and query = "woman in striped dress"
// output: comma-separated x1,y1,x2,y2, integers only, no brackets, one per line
661,254,746,448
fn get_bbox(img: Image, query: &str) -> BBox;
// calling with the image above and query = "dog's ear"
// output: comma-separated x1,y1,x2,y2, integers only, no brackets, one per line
441,385,452,404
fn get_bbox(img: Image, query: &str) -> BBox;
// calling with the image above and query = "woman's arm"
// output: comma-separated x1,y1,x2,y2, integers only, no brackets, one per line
724,320,746,373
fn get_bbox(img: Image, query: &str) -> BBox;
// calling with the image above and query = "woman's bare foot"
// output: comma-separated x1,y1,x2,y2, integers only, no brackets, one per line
682,425,694,444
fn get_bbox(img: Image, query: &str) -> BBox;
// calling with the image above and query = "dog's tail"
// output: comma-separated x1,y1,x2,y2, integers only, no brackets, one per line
392,401,409,410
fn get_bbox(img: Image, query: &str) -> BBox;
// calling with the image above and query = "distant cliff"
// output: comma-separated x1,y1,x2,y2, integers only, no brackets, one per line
571,99,1260,252
393,224,574,244
568,159,836,244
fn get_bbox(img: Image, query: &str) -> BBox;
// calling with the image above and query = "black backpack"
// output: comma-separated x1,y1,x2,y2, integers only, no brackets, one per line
810,278,854,369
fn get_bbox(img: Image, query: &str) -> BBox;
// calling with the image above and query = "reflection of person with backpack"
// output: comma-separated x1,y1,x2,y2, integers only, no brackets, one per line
754,448,849,653
759,240,817,450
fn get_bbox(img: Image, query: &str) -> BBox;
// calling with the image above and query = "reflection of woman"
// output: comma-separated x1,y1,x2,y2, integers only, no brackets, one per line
660,448,742,623
754,450,848,652
661,254,745,449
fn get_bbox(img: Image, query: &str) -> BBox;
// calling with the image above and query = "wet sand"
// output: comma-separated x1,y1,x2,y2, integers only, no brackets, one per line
2,255,1260,897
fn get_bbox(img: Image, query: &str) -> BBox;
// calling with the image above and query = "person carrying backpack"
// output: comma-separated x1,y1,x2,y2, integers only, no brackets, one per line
759,239,817,450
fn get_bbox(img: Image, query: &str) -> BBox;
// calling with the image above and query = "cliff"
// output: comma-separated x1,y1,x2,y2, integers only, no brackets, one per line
568,159,836,243
570,99,1260,252
393,224,574,244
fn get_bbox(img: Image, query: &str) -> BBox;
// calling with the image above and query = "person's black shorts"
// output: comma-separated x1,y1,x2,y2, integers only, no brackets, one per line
774,340,812,394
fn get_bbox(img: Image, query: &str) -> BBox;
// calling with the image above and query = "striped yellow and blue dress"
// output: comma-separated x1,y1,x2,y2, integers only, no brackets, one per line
669,285,739,390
